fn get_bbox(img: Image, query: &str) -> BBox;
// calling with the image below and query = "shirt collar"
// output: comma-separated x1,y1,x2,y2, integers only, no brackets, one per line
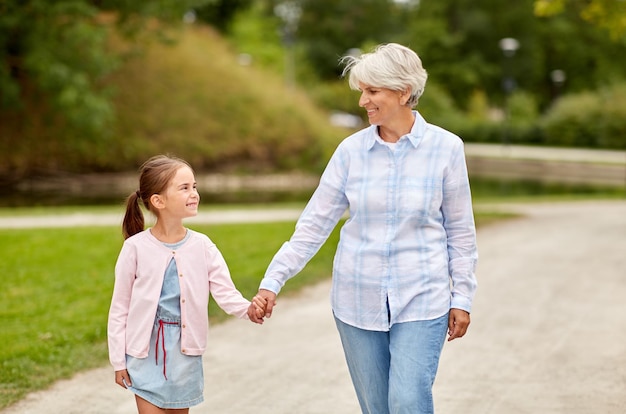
365,110,426,150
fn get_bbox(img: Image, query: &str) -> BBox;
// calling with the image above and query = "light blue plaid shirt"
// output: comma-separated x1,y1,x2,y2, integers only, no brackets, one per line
260,111,478,331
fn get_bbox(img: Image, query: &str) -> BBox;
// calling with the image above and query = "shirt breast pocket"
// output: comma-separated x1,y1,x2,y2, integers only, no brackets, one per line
399,177,442,219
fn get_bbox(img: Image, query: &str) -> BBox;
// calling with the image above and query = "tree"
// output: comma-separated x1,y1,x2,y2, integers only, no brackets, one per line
194,0,254,33
535,0,626,39
296,0,398,79
0,0,214,140
394,0,626,110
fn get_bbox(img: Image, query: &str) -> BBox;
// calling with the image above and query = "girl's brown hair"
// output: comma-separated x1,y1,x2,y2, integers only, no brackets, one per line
122,155,193,239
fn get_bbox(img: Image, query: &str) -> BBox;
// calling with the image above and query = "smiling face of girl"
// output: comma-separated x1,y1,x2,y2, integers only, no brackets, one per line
160,165,199,219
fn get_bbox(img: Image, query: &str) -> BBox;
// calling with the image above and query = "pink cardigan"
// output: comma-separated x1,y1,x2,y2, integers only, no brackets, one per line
107,229,250,371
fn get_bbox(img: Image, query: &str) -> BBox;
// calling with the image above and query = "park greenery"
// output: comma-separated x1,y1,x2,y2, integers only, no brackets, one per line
1,0,626,185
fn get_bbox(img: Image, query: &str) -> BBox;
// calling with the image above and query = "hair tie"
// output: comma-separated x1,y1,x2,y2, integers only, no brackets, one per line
135,190,141,199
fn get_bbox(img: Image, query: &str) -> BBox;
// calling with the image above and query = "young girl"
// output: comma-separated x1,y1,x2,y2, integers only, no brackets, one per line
108,155,265,413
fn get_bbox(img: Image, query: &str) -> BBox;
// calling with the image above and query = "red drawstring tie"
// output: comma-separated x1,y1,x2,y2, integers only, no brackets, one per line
155,319,179,380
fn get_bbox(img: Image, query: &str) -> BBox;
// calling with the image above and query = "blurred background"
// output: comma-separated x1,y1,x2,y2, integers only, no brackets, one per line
1,0,625,205
1,2,625,411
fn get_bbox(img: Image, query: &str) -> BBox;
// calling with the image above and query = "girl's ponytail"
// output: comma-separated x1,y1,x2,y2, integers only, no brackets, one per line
122,190,145,239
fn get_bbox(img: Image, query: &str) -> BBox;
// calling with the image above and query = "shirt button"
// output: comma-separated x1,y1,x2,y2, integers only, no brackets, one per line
182,324,186,328
181,299,186,303
182,349,186,353
179,273,183,278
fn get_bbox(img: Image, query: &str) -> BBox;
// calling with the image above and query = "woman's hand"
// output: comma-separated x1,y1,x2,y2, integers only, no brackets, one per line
115,369,131,389
448,308,471,341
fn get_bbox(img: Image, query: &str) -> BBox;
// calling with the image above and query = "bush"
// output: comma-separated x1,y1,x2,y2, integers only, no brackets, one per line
0,24,347,180
418,82,467,133
540,84,626,149
308,80,362,117
540,91,602,147
597,84,626,149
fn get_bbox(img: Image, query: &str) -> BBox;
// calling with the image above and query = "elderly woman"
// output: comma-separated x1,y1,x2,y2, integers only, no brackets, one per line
249,43,478,414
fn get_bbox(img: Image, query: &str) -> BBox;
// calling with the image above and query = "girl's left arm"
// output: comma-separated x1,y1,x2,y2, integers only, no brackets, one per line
206,247,250,319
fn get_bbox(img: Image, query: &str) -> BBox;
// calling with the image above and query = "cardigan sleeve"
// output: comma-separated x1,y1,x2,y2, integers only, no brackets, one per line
107,241,136,371
206,246,250,319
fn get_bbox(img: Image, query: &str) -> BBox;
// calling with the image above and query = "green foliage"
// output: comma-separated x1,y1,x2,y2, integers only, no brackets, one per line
296,0,400,79
282,0,626,111
542,92,601,147
228,1,286,69
308,80,362,116
508,91,540,128
0,0,220,167
449,89,542,145
194,0,253,33
2,0,626,182
273,0,626,150
454,119,503,145
506,91,543,144
106,26,342,172
0,23,344,177
597,84,626,149
535,0,626,39
540,84,626,149
0,1,115,134
417,82,468,134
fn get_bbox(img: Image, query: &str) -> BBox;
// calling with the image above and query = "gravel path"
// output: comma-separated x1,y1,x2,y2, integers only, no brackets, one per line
2,200,625,413
0,208,305,229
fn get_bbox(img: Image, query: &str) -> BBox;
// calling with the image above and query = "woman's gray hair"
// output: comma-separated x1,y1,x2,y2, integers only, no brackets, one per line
340,43,428,108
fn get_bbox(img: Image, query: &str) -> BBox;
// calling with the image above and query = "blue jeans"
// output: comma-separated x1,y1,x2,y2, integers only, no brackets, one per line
334,313,448,414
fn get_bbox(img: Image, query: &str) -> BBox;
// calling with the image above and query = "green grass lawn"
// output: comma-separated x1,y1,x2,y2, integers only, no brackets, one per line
0,210,507,409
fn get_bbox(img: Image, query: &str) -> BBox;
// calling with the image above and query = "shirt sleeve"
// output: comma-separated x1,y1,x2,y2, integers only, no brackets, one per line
260,146,350,294
441,140,478,312
107,242,136,371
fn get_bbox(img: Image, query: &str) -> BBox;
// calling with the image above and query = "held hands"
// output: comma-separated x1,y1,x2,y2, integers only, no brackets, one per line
447,308,471,341
247,289,277,324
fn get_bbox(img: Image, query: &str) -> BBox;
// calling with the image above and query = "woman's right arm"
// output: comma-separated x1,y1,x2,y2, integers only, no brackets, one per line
258,145,350,298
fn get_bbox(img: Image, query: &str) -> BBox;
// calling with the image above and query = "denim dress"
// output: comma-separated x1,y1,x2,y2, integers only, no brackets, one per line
125,231,204,408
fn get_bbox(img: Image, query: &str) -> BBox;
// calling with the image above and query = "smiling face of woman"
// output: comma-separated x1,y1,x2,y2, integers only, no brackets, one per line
357,82,408,128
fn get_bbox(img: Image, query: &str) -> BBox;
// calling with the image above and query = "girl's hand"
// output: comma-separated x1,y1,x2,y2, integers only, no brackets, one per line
253,295,267,317
248,295,268,324
115,369,132,389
